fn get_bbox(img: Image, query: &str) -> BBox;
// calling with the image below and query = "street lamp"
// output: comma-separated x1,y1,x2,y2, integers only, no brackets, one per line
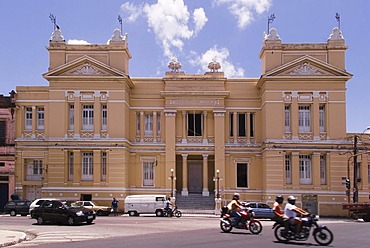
213,169,220,199
169,169,176,198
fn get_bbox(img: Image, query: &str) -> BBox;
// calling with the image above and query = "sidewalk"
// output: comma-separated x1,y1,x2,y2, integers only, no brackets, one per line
0,230,27,247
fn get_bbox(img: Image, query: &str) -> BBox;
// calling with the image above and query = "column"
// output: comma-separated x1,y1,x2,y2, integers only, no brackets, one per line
246,112,251,143
214,111,226,194
165,110,177,195
360,153,369,194
291,92,298,140
312,152,321,189
94,93,101,138
292,152,300,189
312,92,320,140
153,111,157,142
182,111,187,143
202,154,209,196
140,111,144,142
233,112,237,143
203,111,208,144
73,150,81,186
31,106,36,138
93,150,101,186
181,154,188,196
74,93,80,138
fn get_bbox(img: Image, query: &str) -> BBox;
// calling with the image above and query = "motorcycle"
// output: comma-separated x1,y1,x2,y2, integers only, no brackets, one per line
163,205,182,218
220,205,262,234
272,214,333,246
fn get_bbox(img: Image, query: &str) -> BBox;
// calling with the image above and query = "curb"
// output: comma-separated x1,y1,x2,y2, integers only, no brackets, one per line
0,231,27,248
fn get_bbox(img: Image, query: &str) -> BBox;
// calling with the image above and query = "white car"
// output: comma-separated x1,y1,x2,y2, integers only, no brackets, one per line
74,201,112,216
29,198,59,217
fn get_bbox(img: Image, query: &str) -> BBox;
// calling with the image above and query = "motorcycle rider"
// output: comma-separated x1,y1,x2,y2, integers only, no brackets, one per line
164,197,173,215
284,195,309,237
273,195,288,235
227,193,243,225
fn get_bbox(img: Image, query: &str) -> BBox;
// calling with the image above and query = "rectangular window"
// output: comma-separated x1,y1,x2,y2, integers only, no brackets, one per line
144,113,153,136
136,112,141,136
37,107,45,130
187,113,202,136
285,154,292,184
25,159,42,181
82,105,94,131
82,152,93,181
68,152,74,181
320,155,326,185
101,105,107,130
0,121,5,145
101,152,107,181
229,113,234,137
319,105,325,132
69,104,74,130
25,107,32,130
299,106,311,132
143,161,154,186
299,155,312,184
285,105,291,132
236,163,248,187
250,113,255,137
157,112,161,136
238,113,246,137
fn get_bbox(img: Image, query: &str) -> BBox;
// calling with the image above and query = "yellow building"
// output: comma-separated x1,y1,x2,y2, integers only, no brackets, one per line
14,27,368,216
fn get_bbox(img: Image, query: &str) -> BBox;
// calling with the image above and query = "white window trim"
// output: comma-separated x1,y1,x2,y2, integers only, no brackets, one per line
141,157,156,186
82,152,93,181
144,113,153,136
299,155,312,184
37,107,45,130
299,106,311,133
25,107,32,131
82,105,94,131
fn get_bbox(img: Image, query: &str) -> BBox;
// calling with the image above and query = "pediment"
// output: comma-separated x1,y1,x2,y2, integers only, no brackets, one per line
263,55,352,78
43,55,127,79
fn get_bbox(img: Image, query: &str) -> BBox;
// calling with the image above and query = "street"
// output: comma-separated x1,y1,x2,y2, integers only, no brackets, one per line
0,214,369,247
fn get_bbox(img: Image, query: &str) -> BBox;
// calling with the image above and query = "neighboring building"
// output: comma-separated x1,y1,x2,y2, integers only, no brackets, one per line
0,91,16,211
14,26,367,216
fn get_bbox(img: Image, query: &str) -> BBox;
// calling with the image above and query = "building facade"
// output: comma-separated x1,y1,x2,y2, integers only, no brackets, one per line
0,91,16,211
14,27,369,216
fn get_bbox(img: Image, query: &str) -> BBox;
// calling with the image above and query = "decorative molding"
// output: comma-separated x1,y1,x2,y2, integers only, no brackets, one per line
169,98,220,106
288,62,323,75
73,63,101,75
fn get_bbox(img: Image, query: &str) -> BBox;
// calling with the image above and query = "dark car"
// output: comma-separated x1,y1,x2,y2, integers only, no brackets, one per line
244,202,274,219
4,200,31,216
32,200,96,225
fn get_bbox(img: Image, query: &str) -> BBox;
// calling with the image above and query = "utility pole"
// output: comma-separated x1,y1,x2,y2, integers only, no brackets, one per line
353,135,358,203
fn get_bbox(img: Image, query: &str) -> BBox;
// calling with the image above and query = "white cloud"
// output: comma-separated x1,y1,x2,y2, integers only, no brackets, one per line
120,2,143,23
189,46,244,77
213,0,271,29
67,39,90,45
121,0,208,58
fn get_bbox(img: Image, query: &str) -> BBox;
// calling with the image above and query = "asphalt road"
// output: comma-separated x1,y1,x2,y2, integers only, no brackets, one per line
1,214,369,248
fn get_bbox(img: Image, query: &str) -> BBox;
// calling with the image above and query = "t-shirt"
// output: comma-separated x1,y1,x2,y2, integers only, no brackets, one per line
227,200,240,211
273,202,283,216
284,202,297,218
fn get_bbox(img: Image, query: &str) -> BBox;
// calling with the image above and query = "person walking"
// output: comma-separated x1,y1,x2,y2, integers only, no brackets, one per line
111,197,119,216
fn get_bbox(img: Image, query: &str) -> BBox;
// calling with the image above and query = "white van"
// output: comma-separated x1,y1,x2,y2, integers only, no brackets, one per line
124,194,167,217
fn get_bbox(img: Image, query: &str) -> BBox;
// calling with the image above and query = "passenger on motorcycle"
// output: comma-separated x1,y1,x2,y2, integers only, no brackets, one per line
227,193,243,225
284,195,309,237
273,195,288,233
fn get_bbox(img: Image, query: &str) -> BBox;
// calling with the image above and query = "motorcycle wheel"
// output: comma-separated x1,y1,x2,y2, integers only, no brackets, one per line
313,227,333,246
220,219,233,233
248,220,262,235
274,225,288,242
174,210,182,218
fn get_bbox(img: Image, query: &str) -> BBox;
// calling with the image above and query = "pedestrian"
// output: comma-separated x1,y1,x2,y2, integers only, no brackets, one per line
111,197,119,216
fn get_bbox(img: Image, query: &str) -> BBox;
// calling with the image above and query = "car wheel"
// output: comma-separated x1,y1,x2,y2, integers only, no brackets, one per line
155,209,163,217
128,211,137,217
67,216,75,225
10,210,16,216
86,220,93,224
97,210,103,216
37,216,44,225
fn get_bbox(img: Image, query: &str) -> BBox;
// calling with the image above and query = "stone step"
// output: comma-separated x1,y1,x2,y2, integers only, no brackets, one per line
175,193,215,210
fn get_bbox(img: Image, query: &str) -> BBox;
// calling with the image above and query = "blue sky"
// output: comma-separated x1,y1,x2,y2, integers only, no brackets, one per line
0,0,369,133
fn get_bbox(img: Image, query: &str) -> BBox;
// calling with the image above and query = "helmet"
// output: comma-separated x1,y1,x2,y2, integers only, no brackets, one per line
287,195,296,205
233,193,240,200
275,195,284,204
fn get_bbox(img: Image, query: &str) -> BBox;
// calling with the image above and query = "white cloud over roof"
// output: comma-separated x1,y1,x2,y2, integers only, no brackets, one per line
67,39,90,45
213,0,272,29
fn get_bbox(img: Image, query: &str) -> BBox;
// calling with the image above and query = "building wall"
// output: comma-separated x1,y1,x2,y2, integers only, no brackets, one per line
13,27,368,216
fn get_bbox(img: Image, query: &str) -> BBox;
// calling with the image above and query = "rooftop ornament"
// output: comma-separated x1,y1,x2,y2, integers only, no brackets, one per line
264,27,281,42
109,28,126,42
208,57,221,72
50,28,65,42
168,57,182,72
328,27,344,41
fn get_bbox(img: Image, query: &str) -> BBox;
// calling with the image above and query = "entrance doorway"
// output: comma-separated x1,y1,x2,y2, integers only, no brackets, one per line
188,160,202,194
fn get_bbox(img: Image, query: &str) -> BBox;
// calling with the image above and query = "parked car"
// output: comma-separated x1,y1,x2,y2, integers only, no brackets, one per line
4,200,31,216
74,201,112,216
29,198,60,218
244,202,274,219
32,200,96,225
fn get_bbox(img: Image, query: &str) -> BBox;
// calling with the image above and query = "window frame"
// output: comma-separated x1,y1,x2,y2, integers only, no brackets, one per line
37,107,45,130
299,155,312,184
236,162,249,188
25,107,32,131
82,105,94,131
82,152,93,181
298,105,311,133
142,157,156,186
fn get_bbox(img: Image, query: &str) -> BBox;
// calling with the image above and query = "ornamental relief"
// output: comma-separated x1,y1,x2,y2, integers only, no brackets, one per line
288,62,323,75
169,98,220,106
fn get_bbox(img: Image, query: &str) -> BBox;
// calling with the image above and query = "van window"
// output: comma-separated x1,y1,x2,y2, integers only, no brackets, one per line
156,197,165,201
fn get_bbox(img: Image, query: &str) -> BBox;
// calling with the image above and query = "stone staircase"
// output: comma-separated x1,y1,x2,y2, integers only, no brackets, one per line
175,193,215,210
